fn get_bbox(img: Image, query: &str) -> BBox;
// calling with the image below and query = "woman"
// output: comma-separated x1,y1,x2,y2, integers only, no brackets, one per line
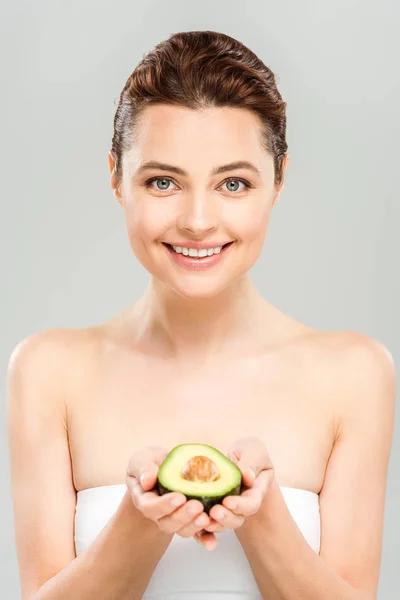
7,30,395,600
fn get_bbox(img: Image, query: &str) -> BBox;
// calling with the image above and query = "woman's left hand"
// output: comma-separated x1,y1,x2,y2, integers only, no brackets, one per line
194,437,276,549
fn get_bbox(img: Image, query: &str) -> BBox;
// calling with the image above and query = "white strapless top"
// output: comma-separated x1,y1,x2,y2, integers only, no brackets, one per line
74,483,320,599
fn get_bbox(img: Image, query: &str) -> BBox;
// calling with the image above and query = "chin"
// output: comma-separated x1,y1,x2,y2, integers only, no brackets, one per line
168,280,231,300
154,269,236,299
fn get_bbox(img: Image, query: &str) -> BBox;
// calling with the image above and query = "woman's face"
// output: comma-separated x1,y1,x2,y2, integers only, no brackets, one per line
108,104,288,298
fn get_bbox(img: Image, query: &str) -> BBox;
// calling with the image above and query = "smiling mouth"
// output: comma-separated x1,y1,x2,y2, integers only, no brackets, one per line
162,242,233,248
162,241,235,260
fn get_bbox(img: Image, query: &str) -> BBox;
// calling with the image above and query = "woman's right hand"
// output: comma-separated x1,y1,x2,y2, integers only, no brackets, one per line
126,445,217,549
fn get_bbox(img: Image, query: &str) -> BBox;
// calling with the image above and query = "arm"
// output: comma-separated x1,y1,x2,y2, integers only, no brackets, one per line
234,335,396,600
6,330,173,600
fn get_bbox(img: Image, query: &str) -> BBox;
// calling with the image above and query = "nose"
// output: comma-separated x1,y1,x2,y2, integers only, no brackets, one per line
176,191,219,237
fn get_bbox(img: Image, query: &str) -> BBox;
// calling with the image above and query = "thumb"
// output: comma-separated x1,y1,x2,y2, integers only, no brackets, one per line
139,463,159,490
228,437,272,485
236,458,256,487
228,451,256,487
127,445,169,491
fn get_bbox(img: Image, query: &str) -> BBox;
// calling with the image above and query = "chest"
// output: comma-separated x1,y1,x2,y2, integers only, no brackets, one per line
67,352,334,494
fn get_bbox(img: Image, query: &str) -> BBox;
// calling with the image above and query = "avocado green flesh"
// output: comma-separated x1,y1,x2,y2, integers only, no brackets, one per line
157,443,242,514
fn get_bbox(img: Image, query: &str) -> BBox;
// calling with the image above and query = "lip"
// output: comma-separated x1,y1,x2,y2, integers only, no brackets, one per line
163,240,234,250
163,241,235,270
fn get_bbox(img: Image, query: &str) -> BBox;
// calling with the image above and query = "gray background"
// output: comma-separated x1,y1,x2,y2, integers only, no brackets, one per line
1,0,399,597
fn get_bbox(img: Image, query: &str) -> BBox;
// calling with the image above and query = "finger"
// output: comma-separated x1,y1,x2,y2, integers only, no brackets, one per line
222,489,261,517
156,499,205,534
228,437,273,477
209,504,245,530
222,471,271,516
202,518,225,533
237,463,256,488
130,478,187,521
226,452,255,488
204,515,225,533
127,445,170,490
176,510,212,538
194,530,217,551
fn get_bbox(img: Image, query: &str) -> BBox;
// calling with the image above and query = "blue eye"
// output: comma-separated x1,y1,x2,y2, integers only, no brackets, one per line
146,177,176,191
144,176,252,193
222,178,251,193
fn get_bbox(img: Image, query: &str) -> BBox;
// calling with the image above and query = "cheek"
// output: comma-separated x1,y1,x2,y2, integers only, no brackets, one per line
227,201,271,242
124,201,164,245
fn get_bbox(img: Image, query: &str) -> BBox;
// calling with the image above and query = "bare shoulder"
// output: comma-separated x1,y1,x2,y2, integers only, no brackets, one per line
293,327,395,377
315,330,395,391
7,327,100,412
8,326,98,373
301,329,396,424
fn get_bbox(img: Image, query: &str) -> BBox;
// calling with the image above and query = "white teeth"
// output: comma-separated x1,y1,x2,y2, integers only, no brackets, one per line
172,245,224,257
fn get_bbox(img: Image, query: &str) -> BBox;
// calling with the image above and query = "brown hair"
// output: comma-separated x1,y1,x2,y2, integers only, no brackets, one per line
111,30,288,187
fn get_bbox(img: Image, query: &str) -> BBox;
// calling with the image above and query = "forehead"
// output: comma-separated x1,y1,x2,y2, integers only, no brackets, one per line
125,104,271,173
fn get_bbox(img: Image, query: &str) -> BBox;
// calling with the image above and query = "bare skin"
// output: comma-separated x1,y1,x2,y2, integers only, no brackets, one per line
67,306,333,497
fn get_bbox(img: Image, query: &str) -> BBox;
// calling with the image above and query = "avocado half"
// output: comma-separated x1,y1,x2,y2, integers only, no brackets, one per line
157,443,242,514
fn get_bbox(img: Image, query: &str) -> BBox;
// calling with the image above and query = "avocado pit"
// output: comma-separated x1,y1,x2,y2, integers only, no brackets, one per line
181,455,220,483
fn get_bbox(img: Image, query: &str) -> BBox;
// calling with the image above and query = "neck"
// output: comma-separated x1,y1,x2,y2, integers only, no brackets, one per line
130,274,271,362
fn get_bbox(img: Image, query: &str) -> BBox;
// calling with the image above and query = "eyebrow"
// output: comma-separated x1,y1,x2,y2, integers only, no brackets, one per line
135,160,261,177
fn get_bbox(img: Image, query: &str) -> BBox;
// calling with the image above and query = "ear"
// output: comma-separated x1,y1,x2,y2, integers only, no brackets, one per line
108,151,123,206
272,154,290,207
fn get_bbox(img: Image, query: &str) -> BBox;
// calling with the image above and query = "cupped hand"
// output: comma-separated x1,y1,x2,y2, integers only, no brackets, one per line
193,437,276,547
126,445,216,549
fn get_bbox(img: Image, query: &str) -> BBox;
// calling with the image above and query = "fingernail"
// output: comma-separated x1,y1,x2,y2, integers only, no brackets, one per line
140,472,148,486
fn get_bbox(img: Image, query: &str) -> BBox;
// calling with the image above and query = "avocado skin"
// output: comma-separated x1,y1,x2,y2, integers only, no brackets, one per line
157,480,242,514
